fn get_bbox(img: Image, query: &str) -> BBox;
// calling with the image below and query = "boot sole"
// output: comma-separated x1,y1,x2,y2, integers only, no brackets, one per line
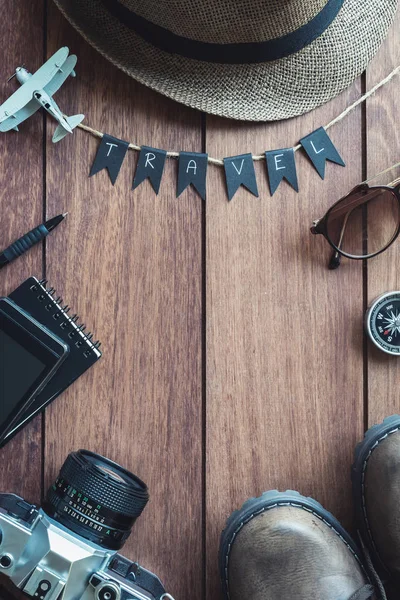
218,489,364,600
352,414,400,576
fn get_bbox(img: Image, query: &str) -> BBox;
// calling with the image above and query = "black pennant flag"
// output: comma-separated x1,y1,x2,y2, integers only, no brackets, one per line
300,127,345,179
223,153,259,201
89,133,129,185
265,148,299,195
177,152,208,200
133,146,167,194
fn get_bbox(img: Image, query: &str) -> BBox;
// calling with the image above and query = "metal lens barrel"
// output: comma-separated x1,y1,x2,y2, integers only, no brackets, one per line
43,450,149,550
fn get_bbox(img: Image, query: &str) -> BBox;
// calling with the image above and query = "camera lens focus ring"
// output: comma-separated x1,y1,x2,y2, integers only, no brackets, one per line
58,451,148,517
44,450,149,550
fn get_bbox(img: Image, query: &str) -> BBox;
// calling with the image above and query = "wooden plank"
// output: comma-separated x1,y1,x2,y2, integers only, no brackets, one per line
206,83,364,594
366,13,400,424
44,7,203,600
0,0,44,504
0,3,44,596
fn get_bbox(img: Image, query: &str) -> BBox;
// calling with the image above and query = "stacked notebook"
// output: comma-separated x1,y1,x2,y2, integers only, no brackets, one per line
2,276,101,445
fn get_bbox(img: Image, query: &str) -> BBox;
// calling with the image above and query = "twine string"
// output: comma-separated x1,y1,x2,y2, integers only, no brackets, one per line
77,64,400,169
365,160,400,186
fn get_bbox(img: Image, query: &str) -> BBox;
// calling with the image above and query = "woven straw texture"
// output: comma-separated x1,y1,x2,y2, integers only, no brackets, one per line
118,0,327,43
53,0,398,121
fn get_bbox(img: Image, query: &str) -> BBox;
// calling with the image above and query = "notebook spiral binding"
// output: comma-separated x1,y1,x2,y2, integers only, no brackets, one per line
33,278,102,353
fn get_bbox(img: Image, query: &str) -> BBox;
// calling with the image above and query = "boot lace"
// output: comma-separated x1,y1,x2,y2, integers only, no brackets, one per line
348,531,388,600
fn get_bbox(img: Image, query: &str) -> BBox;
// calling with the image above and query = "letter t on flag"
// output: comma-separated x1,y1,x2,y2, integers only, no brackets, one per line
300,127,345,179
133,146,167,194
177,151,208,200
223,153,259,201
89,133,130,185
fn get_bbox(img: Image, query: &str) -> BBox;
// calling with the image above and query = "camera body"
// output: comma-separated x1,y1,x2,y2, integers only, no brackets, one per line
0,452,170,600
0,494,165,600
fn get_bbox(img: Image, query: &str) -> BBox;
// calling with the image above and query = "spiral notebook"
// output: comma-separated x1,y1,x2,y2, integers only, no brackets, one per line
4,276,102,443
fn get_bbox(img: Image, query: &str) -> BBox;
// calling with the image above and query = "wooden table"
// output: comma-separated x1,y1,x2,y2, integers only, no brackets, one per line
0,3,399,599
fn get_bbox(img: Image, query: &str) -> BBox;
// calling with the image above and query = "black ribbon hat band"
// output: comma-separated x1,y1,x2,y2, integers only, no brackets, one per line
101,0,344,64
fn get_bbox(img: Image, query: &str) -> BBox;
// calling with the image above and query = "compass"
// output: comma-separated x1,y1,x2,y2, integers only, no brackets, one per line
366,291,400,355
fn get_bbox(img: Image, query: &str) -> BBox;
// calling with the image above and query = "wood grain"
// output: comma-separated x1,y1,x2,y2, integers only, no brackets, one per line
44,6,203,600
366,12,400,424
0,0,44,505
0,3,398,600
205,81,365,596
0,3,45,597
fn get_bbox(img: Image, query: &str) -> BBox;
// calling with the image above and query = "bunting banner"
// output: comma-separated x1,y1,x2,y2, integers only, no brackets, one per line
265,148,298,196
88,127,342,200
300,127,345,179
89,133,129,185
224,153,258,201
133,146,167,194
177,152,208,200
85,62,400,200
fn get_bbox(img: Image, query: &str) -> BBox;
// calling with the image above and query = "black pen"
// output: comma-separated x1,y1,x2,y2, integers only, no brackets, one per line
0,213,67,269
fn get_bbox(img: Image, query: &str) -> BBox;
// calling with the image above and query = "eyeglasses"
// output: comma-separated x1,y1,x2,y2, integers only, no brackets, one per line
311,165,400,269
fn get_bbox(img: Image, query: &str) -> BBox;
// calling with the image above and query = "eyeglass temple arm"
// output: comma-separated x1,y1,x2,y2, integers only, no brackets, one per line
328,208,355,270
330,184,399,267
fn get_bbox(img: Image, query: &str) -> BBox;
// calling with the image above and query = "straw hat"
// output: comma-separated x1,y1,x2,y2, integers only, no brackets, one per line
53,0,398,121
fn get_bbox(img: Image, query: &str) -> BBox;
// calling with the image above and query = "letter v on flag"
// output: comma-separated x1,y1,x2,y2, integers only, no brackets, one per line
223,153,259,201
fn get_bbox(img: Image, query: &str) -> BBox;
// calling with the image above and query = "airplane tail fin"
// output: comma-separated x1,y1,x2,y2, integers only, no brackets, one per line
52,114,84,143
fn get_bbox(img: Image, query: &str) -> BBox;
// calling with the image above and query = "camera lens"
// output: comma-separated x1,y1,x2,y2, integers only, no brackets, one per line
43,450,149,550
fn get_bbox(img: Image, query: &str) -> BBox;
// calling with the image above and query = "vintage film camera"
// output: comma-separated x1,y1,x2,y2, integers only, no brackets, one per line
0,450,173,600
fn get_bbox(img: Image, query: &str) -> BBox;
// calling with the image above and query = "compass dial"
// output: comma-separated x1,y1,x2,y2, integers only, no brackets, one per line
366,292,400,355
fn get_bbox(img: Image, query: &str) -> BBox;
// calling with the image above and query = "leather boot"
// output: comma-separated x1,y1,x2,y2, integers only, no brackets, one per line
353,414,400,588
219,491,375,600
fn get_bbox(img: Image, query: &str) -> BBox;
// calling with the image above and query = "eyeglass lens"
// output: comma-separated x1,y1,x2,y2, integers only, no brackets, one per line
325,187,399,258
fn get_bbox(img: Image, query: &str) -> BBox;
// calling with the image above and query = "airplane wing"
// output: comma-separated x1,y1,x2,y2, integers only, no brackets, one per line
0,99,40,132
0,47,70,121
44,55,77,97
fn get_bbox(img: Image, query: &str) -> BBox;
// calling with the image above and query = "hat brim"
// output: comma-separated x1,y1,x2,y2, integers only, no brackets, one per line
53,0,397,121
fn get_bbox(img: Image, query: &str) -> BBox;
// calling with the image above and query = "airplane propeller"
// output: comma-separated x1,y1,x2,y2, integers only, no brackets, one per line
6,65,25,83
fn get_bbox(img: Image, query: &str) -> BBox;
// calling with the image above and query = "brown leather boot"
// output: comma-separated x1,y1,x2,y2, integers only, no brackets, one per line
353,415,400,589
219,491,375,600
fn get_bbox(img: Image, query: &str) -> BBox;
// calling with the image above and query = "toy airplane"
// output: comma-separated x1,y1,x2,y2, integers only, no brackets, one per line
0,47,84,143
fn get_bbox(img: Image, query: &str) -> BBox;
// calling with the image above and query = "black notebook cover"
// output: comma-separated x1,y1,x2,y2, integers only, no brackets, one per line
5,276,101,440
